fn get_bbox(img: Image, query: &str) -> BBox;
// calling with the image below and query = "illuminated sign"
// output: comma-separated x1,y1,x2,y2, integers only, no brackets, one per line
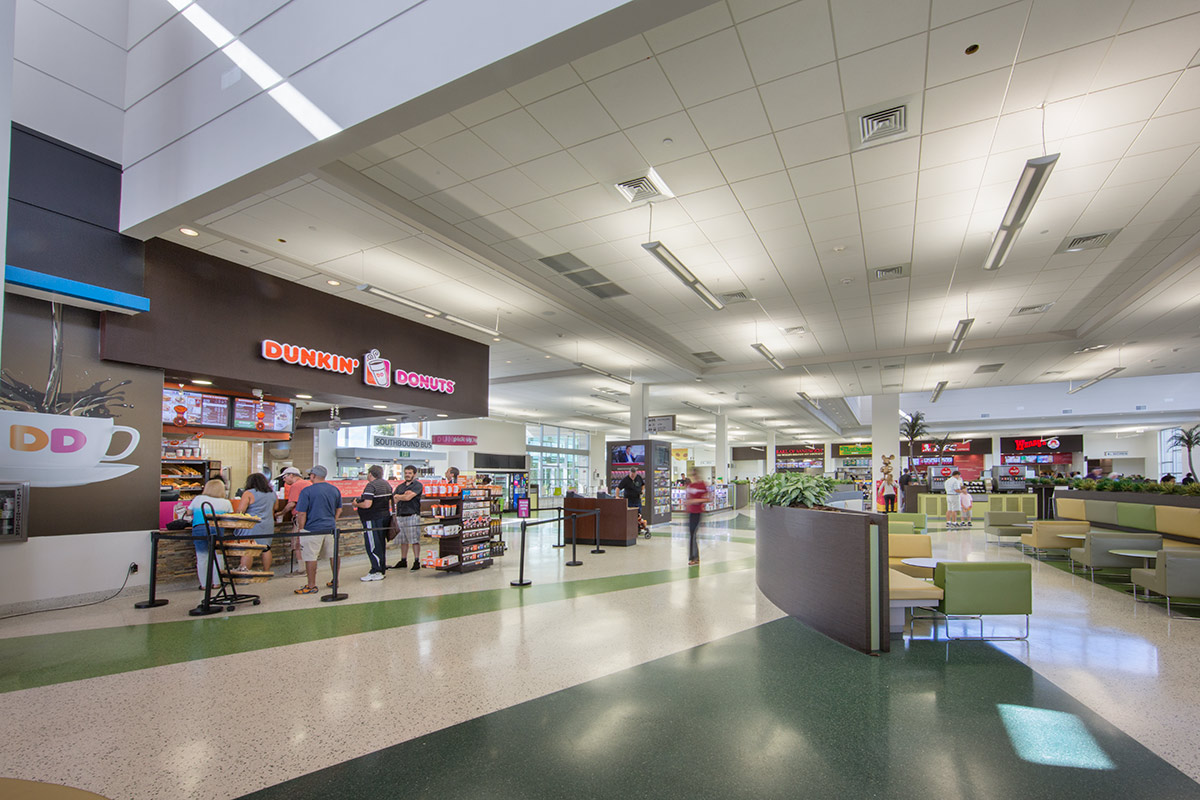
261,339,359,375
1001,435,1082,455
1014,437,1060,452
777,445,823,456
373,435,433,450
432,435,477,446
262,340,455,395
836,444,872,456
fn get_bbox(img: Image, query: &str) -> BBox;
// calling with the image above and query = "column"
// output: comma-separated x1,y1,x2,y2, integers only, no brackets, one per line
766,430,777,474
0,0,15,369
629,382,648,440
871,394,901,512
715,414,728,482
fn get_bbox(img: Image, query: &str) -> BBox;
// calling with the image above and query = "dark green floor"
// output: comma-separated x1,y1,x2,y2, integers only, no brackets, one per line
238,617,1200,799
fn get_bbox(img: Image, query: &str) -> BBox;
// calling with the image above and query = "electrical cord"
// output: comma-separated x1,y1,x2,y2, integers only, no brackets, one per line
0,565,136,621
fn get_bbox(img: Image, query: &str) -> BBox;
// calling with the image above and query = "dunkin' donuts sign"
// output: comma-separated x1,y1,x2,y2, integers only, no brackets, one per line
261,340,455,395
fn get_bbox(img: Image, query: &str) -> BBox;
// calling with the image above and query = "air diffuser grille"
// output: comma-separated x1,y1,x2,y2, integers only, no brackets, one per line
860,106,906,143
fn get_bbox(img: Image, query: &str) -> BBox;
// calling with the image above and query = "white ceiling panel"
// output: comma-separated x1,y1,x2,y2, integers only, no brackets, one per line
737,0,837,82
657,28,755,107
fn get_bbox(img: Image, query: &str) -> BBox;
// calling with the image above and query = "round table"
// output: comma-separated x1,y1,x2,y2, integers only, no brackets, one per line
1058,533,1087,541
1109,548,1158,568
0,778,111,799
900,557,942,570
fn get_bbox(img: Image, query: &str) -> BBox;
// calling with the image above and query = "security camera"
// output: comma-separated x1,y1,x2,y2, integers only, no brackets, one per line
252,388,264,398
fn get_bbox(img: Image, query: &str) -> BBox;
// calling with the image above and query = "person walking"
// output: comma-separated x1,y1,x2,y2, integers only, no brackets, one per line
392,465,424,571
293,466,343,595
353,465,393,581
684,469,710,566
234,472,277,573
944,470,963,528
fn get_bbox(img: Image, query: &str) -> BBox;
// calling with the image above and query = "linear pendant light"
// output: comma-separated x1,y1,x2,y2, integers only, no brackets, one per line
947,317,975,354
574,362,635,386
442,314,499,337
983,154,1059,271
930,380,948,403
1066,366,1125,395
359,284,501,337
642,241,725,311
751,342,785,370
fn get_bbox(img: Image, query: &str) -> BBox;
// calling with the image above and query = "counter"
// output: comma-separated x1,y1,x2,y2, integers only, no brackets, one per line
563,497,638,546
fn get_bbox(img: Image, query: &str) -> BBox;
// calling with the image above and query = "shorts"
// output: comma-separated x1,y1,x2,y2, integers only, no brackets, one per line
299,530,335,561
394,514,420,545
946,495,962,511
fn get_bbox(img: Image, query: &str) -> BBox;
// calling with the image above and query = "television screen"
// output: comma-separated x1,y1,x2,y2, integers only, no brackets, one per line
232,398,294,432
162,389,230,428
610,444,645,464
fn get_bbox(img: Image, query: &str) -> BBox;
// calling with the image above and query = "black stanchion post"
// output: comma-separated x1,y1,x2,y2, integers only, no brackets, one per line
511,520,532,586
566,511,582,567
135,530,169,609
591,508,606,554
322,527,348,602
553,510,565,547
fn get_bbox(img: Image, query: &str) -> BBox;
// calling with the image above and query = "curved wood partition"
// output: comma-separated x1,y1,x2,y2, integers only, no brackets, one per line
756,504,890,654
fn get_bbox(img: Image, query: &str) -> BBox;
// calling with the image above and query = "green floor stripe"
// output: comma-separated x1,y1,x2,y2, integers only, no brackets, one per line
650,530,758,545
238,617,1200,799
0,558,754,694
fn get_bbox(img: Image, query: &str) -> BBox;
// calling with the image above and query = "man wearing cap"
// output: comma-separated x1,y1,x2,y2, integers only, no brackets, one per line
294,465,344,594
280,467,311,524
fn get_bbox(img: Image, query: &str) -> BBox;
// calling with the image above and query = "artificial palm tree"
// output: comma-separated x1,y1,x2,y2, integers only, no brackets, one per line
900,411,930,473
1168,424,1200,479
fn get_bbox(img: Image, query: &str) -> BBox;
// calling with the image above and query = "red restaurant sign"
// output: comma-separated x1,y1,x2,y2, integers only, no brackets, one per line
432,434,477,446
261,339,456,395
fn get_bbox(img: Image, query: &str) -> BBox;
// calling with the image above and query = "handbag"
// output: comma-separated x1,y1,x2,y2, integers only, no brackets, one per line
386,514,400,542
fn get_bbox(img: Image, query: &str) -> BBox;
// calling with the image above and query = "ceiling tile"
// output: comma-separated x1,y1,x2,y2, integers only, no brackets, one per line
688,88,771,149
830,0,929,57
800,186,859,221
517,150,595,195
379,149,463,194
424,130,510,181
569,132,648,184
451,90,520,128
745,200,804,232
571,34,653,81
475,168,548,207
1156,63,1200,117
919,119,995,168
857,173,918,211
428,182,504,220
473,109,562,165
923,68,1010,132
776,115,851,167
926,2,1027,87
527,85,619,148
759,62,844,131
737,0,837,83
658,28,755,107
676,185,743,221
625,110,709,166
711,134,785,182
851,137,921,183
655,152,729,194
508,64,581,105
731,170,798,208
588,59,684,128
400,114,463,148
512,198,580,230
839,33,928,111
558,184,624,220
1070,74,1177,134
1018,0,1132,62
644,3,733,54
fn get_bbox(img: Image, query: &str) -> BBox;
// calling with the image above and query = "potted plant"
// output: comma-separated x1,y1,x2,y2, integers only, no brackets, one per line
1168,425,1200,479
900,411,930,474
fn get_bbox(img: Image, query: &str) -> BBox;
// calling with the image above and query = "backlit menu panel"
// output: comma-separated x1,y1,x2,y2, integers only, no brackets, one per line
232,398,294,432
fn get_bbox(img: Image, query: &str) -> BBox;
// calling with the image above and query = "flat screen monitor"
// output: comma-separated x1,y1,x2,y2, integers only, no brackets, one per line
162,389,230,428
611,444,645,465
231,398,294,432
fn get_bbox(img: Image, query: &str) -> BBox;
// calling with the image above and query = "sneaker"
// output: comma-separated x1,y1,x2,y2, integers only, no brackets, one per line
360,572,381,582
688,560,700,566
393,559,407,569
411,560,421,571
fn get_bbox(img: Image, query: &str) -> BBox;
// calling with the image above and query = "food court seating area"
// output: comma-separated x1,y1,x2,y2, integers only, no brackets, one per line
1055,497,1200,545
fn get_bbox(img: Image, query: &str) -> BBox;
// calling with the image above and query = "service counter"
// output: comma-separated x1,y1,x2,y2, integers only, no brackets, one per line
563,496,639,546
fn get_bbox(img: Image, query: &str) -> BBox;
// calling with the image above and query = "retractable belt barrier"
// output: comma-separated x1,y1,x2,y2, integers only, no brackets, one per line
509,509,601,587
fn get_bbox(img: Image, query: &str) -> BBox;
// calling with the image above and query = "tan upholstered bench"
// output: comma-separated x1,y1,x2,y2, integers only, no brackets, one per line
888,568,943,635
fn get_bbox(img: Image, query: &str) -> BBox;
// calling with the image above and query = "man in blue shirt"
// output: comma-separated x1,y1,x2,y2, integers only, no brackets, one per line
294,465,344,594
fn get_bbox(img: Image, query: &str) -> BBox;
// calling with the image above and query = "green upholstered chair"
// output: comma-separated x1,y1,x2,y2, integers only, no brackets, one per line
1056,496,1086,521
1116,502,1156,531
888,520,915,537
983,510,1028,545
910,562,1032,640
1069,531,1162,580
888,512,927,533
1084,499,1119,527
1131,550,1200,618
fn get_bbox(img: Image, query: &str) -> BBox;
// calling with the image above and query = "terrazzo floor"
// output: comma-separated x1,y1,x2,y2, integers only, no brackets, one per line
1,510,1198,799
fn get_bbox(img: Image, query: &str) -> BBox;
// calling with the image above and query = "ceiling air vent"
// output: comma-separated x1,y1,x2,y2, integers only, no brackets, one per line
783,326,806,335
564,268,607,287
1062,409,1073,414
1012,302,1055,316
883,383,901,388
691,351,725,364
980,413,990,419
539,253,589,273
1054,229,1121,254
615,167,673,204
974,363,1004,374
883,364,904,370
860,106,906,143
871,263,909,282
1135,404,1148,411
719,290,754,304
585,283,629,299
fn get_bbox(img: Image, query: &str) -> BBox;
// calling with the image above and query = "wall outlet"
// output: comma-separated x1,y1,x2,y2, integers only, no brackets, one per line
129,562,139,574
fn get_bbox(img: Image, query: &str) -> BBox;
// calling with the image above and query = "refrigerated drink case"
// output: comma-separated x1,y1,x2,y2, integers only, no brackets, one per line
0,482,30,542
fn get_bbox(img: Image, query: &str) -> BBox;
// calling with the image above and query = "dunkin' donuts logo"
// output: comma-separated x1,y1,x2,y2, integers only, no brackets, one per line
260,340,455,394
11,425,86,453
261,339,360,375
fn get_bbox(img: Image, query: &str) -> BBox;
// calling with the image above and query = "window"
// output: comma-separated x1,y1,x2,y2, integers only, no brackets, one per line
1160,427,1184,479
337,421,422,447
526,424,591,494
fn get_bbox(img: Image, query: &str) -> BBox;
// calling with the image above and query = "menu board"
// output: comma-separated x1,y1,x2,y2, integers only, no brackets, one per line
232,398,295,432
162,389,230,428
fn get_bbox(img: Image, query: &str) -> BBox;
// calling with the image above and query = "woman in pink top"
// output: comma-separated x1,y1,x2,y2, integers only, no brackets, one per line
685,470,710,566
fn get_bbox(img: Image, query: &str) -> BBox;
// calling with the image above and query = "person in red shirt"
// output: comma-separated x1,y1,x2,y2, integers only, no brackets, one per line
684,469,710,566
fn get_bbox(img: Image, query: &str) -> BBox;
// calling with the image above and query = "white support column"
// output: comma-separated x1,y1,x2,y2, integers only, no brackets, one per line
629,382,648,440
0,0,15,370
715,414,728,482
766,430,777,474
871,394,901,512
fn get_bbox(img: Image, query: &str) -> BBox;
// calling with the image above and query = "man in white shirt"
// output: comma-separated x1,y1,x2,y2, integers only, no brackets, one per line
944,470,963,528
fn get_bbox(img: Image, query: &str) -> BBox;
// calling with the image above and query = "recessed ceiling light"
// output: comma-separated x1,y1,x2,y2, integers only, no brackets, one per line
385,418,397,422
372,404,387,409
276,238,287,243
505,360,512,364
326,279,341,287
493,337,501,342
179,227,199,237
1073,344,1107,354
840,277,854,285
964,43,979,55
295,394,312,399
545,355,551,358
832,245,846,253
437,413,449,418
191,379,213,385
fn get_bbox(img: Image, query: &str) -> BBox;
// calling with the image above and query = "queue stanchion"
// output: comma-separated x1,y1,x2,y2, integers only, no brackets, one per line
510,520,532,587
552,511,565,548
566,511,582,567
321,526,348,602
189,503,226,616
134,530,169,609
591,508,606,555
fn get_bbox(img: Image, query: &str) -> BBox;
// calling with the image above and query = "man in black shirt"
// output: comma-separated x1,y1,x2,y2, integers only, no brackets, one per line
353,465,393,581
392,465,424,571
618,468,645,517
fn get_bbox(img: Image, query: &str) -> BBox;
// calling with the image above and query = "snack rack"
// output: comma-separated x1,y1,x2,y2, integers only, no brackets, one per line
428,487,494,573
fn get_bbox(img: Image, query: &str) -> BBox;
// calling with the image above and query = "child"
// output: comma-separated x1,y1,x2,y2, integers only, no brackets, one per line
958,485,973,527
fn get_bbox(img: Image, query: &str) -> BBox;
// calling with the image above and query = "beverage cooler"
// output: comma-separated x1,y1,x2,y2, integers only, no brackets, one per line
0,481,30,543
478,471,528,512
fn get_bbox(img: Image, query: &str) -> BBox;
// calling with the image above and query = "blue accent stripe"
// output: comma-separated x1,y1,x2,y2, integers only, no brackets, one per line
4,265,150,313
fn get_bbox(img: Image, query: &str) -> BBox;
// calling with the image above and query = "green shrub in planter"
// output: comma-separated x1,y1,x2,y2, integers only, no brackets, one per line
751,473,837,508
1078,479,1097,491
1185,483,1200,497
1143,481,1165,493
1053,477,1069,486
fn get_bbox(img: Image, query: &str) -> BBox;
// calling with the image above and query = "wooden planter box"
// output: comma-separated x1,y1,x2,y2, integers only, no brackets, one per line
755,503,890,654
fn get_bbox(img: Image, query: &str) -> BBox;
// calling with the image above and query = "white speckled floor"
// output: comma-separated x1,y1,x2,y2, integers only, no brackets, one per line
2,511,1199,799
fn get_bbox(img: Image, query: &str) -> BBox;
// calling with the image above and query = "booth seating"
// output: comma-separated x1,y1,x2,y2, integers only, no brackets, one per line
888,512,927,533
887,569,943,635
1131,550,1200,618
983,511,1029,545
1056,497,1200,546
1019,520,1090,559
887,520,915,537
888,533,932,578
1069,532,1162,580
911,562,1032,640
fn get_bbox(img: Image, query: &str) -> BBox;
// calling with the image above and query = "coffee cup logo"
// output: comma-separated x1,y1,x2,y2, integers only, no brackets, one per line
1,410,140,470
363,349,391,388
